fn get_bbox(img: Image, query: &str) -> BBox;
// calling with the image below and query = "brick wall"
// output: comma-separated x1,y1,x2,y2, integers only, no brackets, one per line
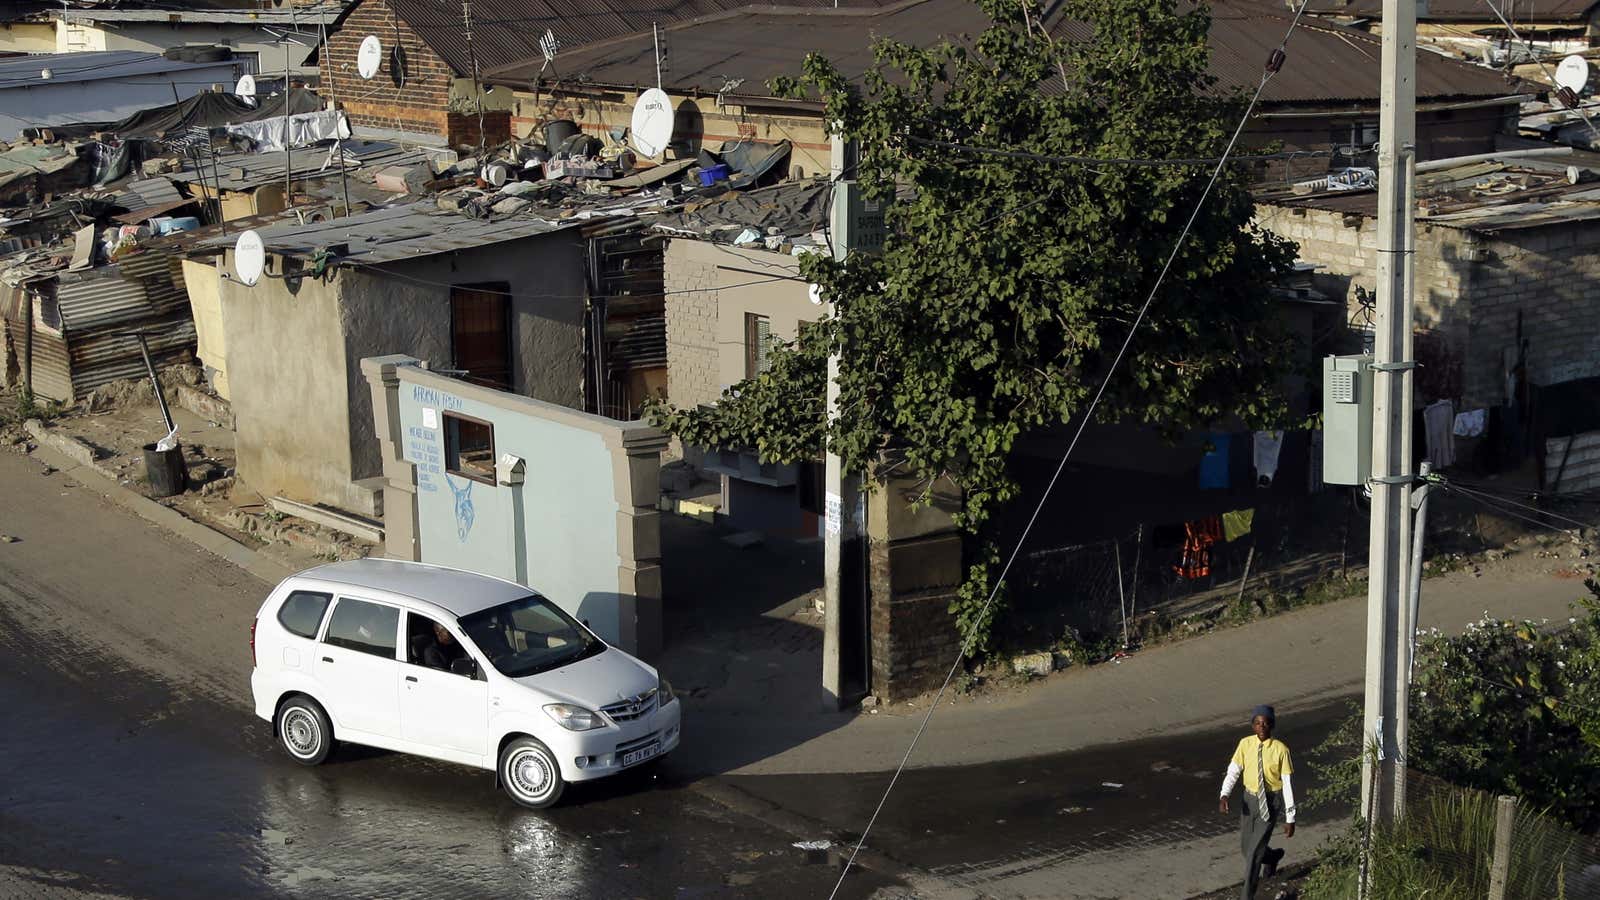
662,240,722,409
1259,203,1600,408
444,110,512,149
321,0,455,139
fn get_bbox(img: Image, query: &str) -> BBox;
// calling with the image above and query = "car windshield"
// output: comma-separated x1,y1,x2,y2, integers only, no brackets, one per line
457,594,604,678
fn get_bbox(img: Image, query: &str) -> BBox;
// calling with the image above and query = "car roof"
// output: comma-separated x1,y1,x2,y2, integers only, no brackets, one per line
289,558,533,619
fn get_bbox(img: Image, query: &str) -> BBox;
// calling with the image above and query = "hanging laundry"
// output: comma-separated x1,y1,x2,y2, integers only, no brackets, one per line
1453,408,1486,438
1222,508,1255,542
1199,434,1231,489
1422,399,1456,468
1174,516,1224,580
1253,431,1283,488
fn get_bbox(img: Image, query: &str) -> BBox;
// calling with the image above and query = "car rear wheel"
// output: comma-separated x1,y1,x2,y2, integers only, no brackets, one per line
277,696,332,766
499,737,564,809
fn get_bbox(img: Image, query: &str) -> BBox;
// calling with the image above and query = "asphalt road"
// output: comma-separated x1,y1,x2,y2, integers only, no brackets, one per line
0,450,901,900
0,446,1356,900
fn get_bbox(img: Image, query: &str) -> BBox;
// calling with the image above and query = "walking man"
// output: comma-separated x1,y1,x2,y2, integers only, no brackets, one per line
1218,704,1296,899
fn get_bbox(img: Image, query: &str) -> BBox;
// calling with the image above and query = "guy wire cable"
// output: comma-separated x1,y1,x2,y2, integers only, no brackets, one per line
825,2,1315,896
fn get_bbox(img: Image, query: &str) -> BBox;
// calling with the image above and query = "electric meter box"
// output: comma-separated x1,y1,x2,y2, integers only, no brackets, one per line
1323,354,1374,486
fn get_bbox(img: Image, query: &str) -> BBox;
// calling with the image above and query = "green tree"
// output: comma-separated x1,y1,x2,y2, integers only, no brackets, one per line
647,0,1297,650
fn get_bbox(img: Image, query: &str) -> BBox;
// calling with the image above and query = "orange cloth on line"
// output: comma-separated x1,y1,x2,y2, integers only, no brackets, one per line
1174,515,1224,580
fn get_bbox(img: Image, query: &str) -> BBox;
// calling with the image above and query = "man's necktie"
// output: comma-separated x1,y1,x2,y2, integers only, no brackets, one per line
1256,741,1271,823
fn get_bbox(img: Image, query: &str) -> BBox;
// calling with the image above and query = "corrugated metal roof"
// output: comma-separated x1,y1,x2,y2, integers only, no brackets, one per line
194,199,586,265
55,1,347,26
489,0,1522,106
1263,157,1600,233
167,140,435,192
117,178,184,213
384,0,895,76
0,51,236,90
1303,0,1597,22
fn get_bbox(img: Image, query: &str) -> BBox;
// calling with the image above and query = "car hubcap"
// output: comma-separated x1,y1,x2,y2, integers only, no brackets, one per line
510,750,551,798
283,709,319,756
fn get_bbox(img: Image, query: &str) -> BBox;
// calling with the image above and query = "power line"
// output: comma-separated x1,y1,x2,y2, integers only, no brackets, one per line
825,3,1315,897
903,136,1350,168
1480,0,1600,143
1443,480,1595,534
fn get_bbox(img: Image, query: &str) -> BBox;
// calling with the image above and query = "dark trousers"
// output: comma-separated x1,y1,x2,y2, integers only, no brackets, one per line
1239,790,1282,900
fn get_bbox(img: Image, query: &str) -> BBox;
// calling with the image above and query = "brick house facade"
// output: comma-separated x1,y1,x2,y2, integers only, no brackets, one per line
321,0,510,147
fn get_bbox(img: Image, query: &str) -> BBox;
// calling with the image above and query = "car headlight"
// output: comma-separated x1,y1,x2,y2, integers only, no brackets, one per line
658,674,675,703
543,703,604,731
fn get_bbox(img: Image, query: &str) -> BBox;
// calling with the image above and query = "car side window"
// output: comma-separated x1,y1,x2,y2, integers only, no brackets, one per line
277,590,332,639
323,597,400,659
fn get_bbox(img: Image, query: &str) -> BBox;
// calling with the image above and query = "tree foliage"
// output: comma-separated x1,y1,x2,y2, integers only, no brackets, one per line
646,0,1298,650
1407,585,1600,831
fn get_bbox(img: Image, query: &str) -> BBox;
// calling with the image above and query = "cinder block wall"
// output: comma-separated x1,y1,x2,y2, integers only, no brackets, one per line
661,240,723,410
1260,203,1600,408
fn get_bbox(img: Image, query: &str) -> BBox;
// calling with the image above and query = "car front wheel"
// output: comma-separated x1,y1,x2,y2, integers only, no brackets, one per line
499,737,565,809
277,696,332,766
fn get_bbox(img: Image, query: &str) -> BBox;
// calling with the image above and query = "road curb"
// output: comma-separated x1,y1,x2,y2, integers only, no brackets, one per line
26,444,292,585
687,777,979,898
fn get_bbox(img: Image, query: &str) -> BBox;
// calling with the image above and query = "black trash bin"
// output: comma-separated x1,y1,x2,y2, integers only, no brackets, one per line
143,442,188,497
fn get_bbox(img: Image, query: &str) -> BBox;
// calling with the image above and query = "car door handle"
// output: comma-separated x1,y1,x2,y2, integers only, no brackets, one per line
405,675,418,682
321,656,333,663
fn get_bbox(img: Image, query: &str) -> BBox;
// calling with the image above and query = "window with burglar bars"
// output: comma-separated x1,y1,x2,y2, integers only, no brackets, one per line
744,313,772,379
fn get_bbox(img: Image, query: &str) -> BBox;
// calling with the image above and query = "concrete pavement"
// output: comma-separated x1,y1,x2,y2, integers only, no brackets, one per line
674,552,1593,776
13,440,1592,781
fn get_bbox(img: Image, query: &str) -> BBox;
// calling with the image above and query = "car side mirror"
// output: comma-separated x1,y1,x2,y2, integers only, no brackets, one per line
450,657,477,678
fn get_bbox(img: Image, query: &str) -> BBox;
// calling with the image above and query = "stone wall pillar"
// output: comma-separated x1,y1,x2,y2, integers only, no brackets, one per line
360,354,422,561
867,469,965,702
608,426,669,662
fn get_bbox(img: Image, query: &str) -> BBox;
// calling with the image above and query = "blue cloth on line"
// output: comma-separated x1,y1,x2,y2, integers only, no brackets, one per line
1199,433,1231,489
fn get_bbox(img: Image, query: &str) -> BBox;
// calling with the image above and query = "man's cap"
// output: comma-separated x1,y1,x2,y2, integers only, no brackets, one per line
1252,704,1276,723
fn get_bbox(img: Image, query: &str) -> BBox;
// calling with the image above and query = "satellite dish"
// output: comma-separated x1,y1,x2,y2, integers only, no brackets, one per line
357,35,383,80
234,230,265,287
234,74,256,106
389,45,408,88
630,87,674,159
1556,55,1590,93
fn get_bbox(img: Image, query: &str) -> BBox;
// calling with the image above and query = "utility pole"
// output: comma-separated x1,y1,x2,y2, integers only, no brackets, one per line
283,38,294,210
1361,0,1418,852
461,0,486,160
821,135,852,709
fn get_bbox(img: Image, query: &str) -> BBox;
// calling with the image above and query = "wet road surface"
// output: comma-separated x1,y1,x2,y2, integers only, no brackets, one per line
0,600,902,900
735,700,1352,897
0,449,901,900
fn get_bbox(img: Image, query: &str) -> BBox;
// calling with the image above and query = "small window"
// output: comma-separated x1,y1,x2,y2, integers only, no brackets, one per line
277,590,332,639
744,313,772,379
444,412,495,484
323,597,400,659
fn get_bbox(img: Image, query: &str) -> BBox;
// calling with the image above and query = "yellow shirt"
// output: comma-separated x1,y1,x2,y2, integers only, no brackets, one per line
1231,736,1293,792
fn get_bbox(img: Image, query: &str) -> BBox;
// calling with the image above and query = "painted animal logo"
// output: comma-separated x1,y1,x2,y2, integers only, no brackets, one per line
445,474,475,542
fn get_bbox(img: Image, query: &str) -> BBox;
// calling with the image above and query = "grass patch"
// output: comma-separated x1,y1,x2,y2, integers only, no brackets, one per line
0,388,65,426
1303,790,1577,900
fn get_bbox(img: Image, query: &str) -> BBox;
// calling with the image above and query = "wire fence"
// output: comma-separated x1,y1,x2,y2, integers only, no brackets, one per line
994,491,1374,660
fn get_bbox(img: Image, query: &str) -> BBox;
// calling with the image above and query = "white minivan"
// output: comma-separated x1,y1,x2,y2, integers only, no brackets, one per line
249,558,680,808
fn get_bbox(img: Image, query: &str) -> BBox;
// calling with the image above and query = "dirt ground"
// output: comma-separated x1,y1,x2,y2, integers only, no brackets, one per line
4,373,371,572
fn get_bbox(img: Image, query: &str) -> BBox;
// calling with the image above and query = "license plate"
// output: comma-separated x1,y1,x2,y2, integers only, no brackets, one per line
621,743,659,767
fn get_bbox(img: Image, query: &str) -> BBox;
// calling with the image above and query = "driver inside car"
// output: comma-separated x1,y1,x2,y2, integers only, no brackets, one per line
420,621,466,672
